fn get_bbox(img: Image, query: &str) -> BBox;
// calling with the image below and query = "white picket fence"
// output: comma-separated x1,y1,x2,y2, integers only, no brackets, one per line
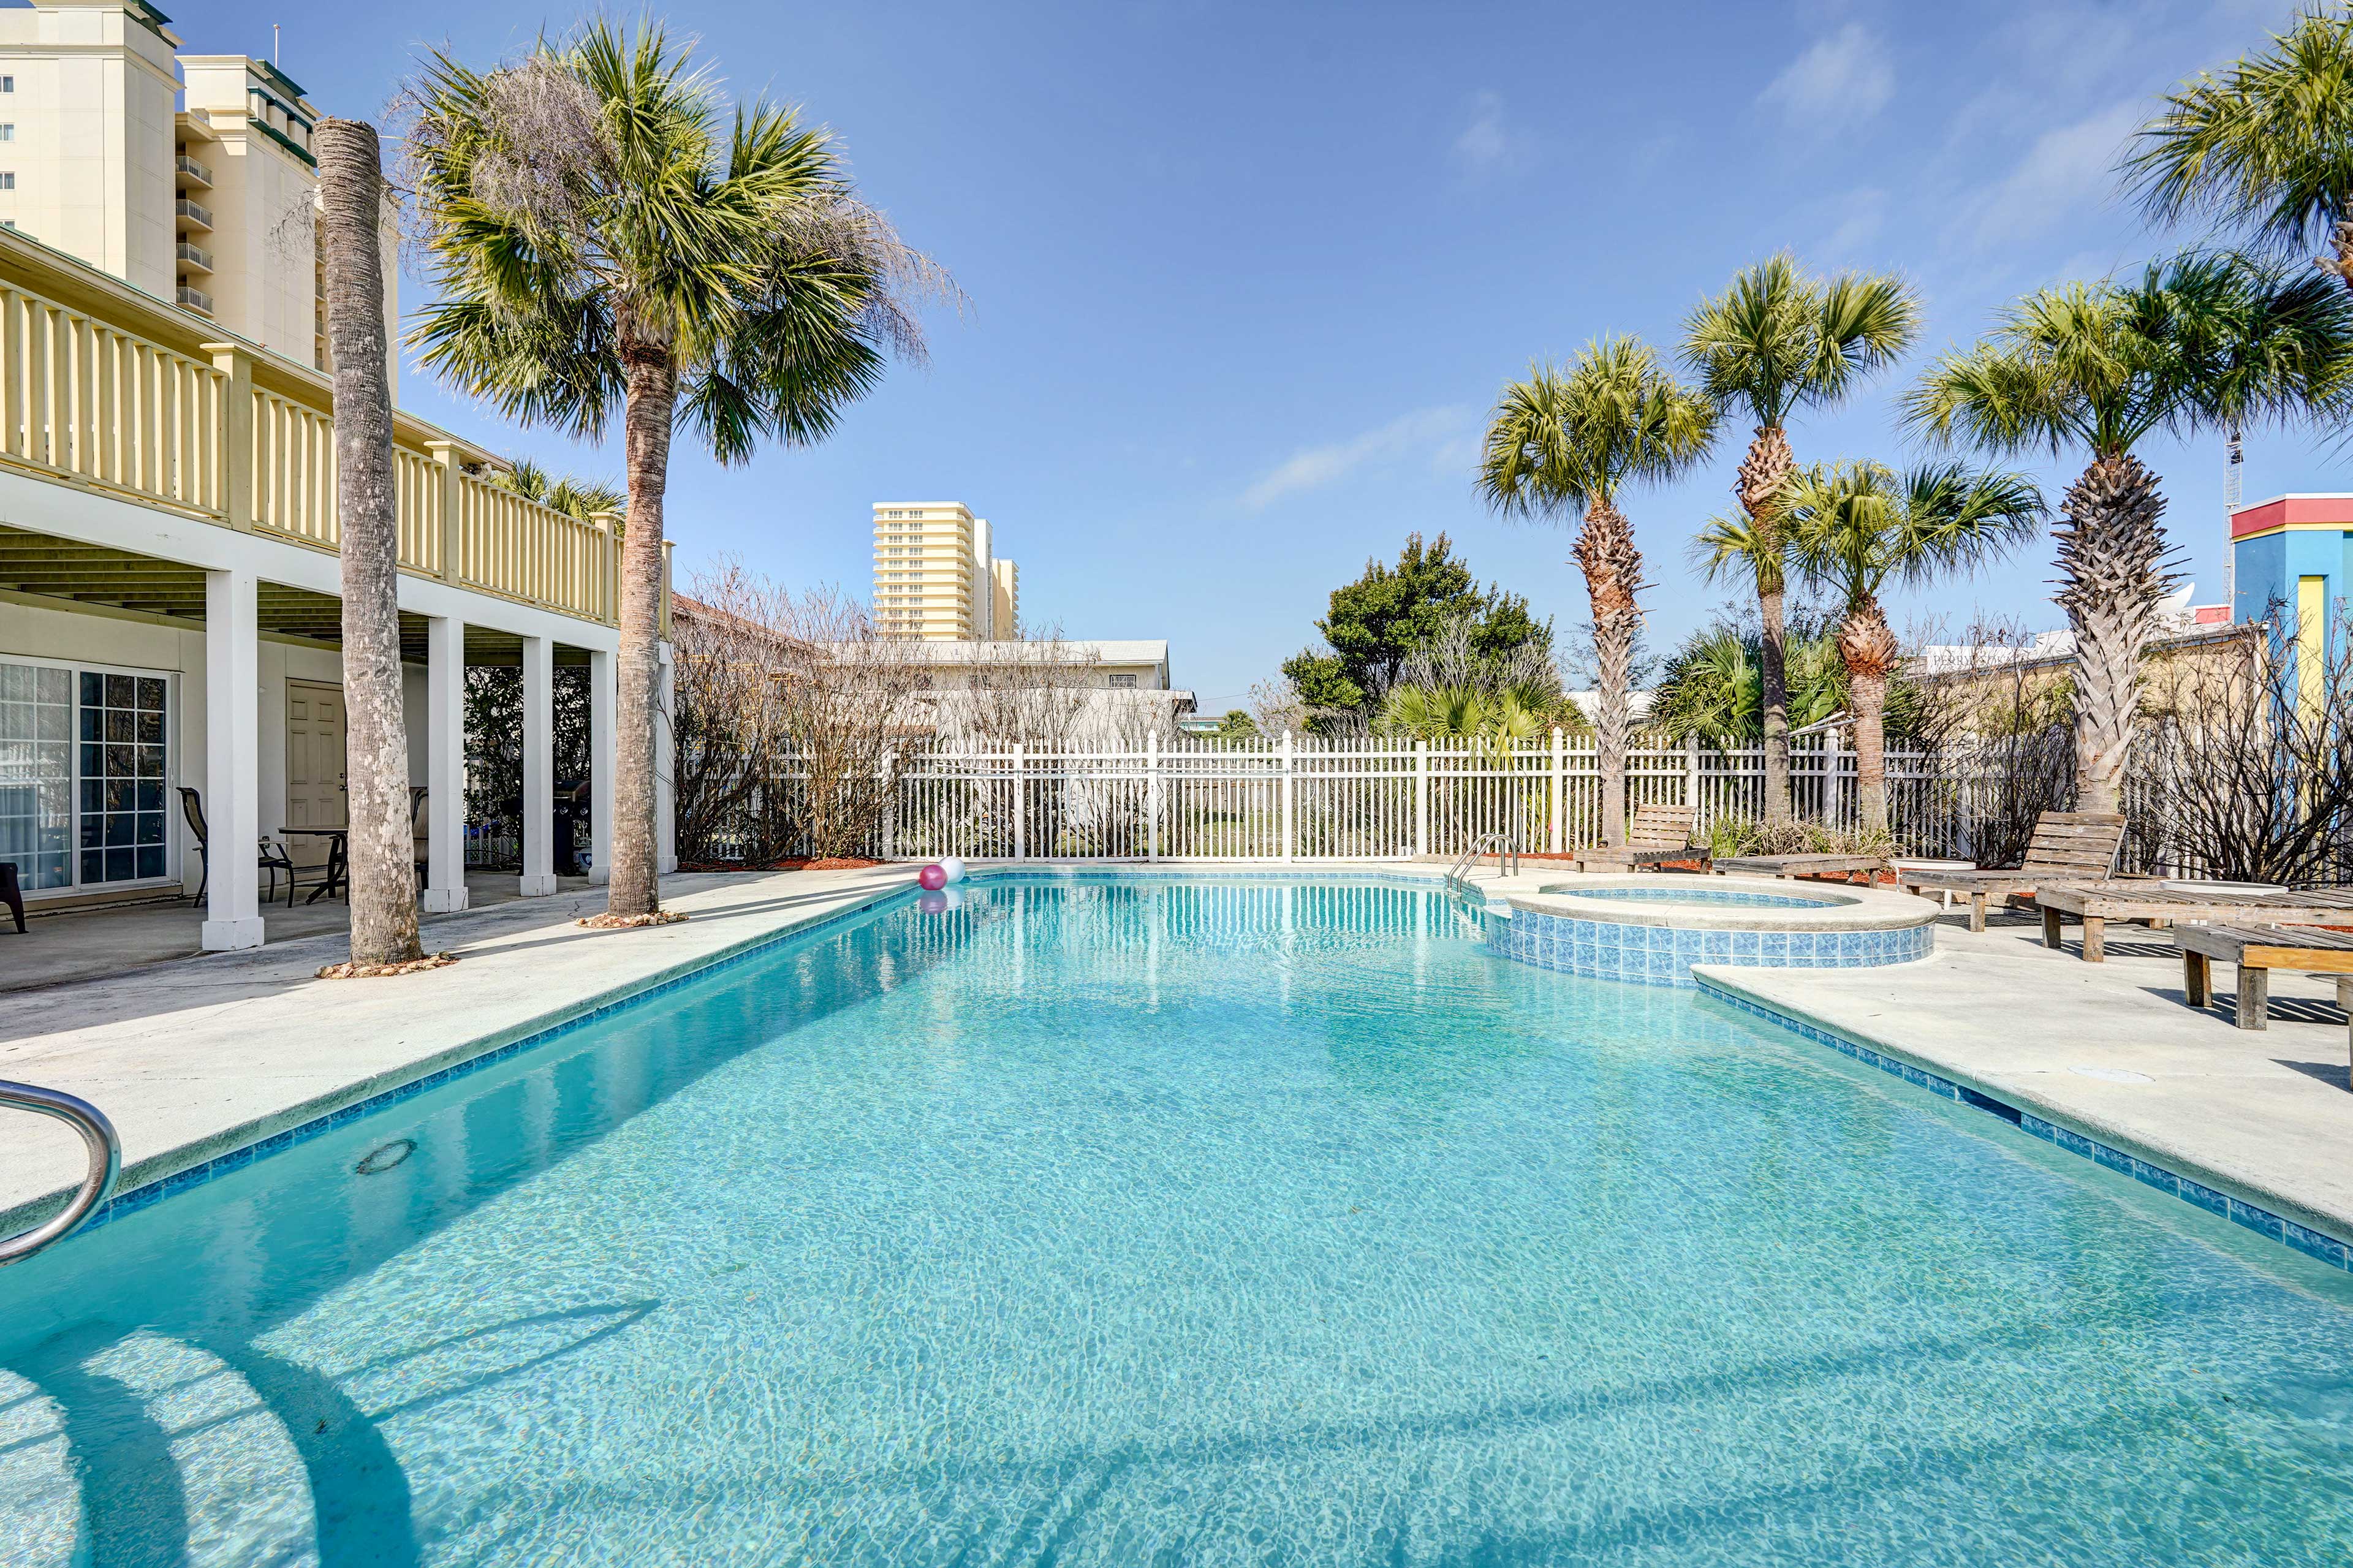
798,730,2054,864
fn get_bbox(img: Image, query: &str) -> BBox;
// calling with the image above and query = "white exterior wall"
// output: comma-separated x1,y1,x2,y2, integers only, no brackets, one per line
0,1,179,298
1,594,430,900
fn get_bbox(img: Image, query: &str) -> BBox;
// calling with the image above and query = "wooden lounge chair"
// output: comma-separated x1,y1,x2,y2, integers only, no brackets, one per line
2176,924,2353,1065
1575,803,1710,873
1712,852,1887,884
1892,811,2126,933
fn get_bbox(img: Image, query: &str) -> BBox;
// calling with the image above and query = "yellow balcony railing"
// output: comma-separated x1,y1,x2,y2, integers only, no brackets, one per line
0,227,638,631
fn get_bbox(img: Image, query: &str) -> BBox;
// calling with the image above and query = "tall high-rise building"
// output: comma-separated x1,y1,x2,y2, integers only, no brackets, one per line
873,501,1020,640
0,1,397,386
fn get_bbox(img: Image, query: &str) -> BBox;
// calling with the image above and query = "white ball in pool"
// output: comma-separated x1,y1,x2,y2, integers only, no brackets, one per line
939,856,966,885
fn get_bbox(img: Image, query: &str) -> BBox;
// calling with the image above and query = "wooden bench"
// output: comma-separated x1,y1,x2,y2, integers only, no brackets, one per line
1894,811,2126,933
2037,882,2353,963
2176,925,2353,1061
1712,853,1885,883
1575,803,1708,873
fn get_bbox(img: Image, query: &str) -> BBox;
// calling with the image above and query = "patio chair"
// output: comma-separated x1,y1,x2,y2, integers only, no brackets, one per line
178,786,300,908
1574,802,1711,873
1892,811,2126,933
411,786,431,892
1,860,23,935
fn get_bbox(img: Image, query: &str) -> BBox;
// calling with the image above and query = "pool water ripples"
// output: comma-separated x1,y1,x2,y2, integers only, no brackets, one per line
1,876,2348,1566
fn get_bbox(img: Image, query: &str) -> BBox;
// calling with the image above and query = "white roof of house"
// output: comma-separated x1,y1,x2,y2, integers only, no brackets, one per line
893,639,1169,666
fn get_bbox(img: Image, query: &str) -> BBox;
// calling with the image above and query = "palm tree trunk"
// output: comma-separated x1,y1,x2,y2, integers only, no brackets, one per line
2053,453,2171,816
607,340,677,918
318,119,422,968
1737,425,1794,825
1574,497,1642,846
1838,597,1898,838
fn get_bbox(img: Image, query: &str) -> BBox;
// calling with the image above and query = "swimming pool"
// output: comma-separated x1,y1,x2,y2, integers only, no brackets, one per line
3,874,2349,1566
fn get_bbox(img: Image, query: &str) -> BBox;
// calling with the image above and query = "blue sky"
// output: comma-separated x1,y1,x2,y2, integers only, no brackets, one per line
170,0,2335,709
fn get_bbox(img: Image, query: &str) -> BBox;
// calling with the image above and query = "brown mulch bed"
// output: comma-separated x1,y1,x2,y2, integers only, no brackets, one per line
316,952,460,980
675,857,884,873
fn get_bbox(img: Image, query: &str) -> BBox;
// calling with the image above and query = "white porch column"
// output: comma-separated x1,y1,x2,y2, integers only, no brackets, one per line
588,645,615,885
200,566,265,950
423,615,469,912
655,642,677,874
519,634,558,896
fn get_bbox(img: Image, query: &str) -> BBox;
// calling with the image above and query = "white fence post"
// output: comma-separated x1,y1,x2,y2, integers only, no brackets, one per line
1414,738,1430,857
1548,727,1564,854
1281,730,1295,862
1012,743,1026,860
1828,727,1847,828
1685,734,1702,820
881,750,895,860
1146,730,1160,863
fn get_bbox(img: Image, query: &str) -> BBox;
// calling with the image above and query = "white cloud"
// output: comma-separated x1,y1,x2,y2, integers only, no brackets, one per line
1243,407,1469,510
1758,24,1895,133
1453,90,1527,175
1961,98,2140,248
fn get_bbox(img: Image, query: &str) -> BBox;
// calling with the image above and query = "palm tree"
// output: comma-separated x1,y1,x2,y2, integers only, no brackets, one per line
317,117,424,970
1682,257,1919,825
492,458,626,525
1902,251,2353,813
1478,339,1715,846
404,20,950,920
2123,8,2353,292
1780,462,2044,835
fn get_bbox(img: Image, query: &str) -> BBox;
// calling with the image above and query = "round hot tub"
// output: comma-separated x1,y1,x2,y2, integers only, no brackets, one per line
1488,875,1938,987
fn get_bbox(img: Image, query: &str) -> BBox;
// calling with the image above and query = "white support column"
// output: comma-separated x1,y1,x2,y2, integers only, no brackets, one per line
423,616,469,913
655,642,678,874
201,567,265,950
519,635,558,896
588,646,615,885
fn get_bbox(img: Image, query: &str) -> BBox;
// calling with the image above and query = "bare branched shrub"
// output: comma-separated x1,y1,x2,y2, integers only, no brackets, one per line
671,565,928,862
928,635,1107,752
2131,608,2352,884
1905,615,2075,866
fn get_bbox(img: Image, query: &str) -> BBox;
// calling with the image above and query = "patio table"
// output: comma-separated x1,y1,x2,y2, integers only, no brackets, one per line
278,825,349,905
2033,881,2353,963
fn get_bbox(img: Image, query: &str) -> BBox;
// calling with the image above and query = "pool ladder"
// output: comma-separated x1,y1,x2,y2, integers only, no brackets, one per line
0,1080,119,1267
1446,830,1521,885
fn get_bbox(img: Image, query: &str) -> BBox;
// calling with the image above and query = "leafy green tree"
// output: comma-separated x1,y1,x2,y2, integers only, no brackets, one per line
1478,339,1715,844
1781,462,2044,833
1279,532,1548,729
1683,256,1919,824
405,20,948,918
1903,251,2353,812
2124,8,2353,291
1214,710,1259,740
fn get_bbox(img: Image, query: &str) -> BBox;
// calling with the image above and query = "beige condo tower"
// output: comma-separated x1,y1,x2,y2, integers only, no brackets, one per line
873,501,1021,640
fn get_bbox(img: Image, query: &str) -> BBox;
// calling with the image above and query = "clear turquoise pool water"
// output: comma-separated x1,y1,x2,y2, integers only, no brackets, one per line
2,875,2349,1567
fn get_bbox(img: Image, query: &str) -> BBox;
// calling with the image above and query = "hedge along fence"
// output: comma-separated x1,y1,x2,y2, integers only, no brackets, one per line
683,728,2110,866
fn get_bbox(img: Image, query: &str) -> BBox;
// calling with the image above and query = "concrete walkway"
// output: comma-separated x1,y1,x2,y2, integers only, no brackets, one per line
1,866,916,1238
1699,906,2353,1249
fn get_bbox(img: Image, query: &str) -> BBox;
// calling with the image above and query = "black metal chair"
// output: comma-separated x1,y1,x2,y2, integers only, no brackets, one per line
178,786,300,907
0,861,25,935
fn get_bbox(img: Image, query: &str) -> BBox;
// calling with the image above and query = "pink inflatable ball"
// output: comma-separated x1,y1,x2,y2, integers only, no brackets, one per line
917,863,948,891
917,890,949,915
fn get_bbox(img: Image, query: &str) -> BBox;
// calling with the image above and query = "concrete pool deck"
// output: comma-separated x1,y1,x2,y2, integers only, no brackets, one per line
5,860,2350,1267
1,865,920,1240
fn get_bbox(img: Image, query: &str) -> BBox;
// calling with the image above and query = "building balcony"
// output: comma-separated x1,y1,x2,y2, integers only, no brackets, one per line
175,241,214,275
0,225,648,635
175,153,214,189
175,197,214,233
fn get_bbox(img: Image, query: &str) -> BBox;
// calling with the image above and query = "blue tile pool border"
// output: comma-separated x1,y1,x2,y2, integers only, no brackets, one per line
1694,975,2353,1275
1487,904,1934,987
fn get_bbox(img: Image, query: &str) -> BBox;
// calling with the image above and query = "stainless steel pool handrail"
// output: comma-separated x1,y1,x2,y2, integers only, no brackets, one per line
0,1080,120,1267
1447,830,1520,884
